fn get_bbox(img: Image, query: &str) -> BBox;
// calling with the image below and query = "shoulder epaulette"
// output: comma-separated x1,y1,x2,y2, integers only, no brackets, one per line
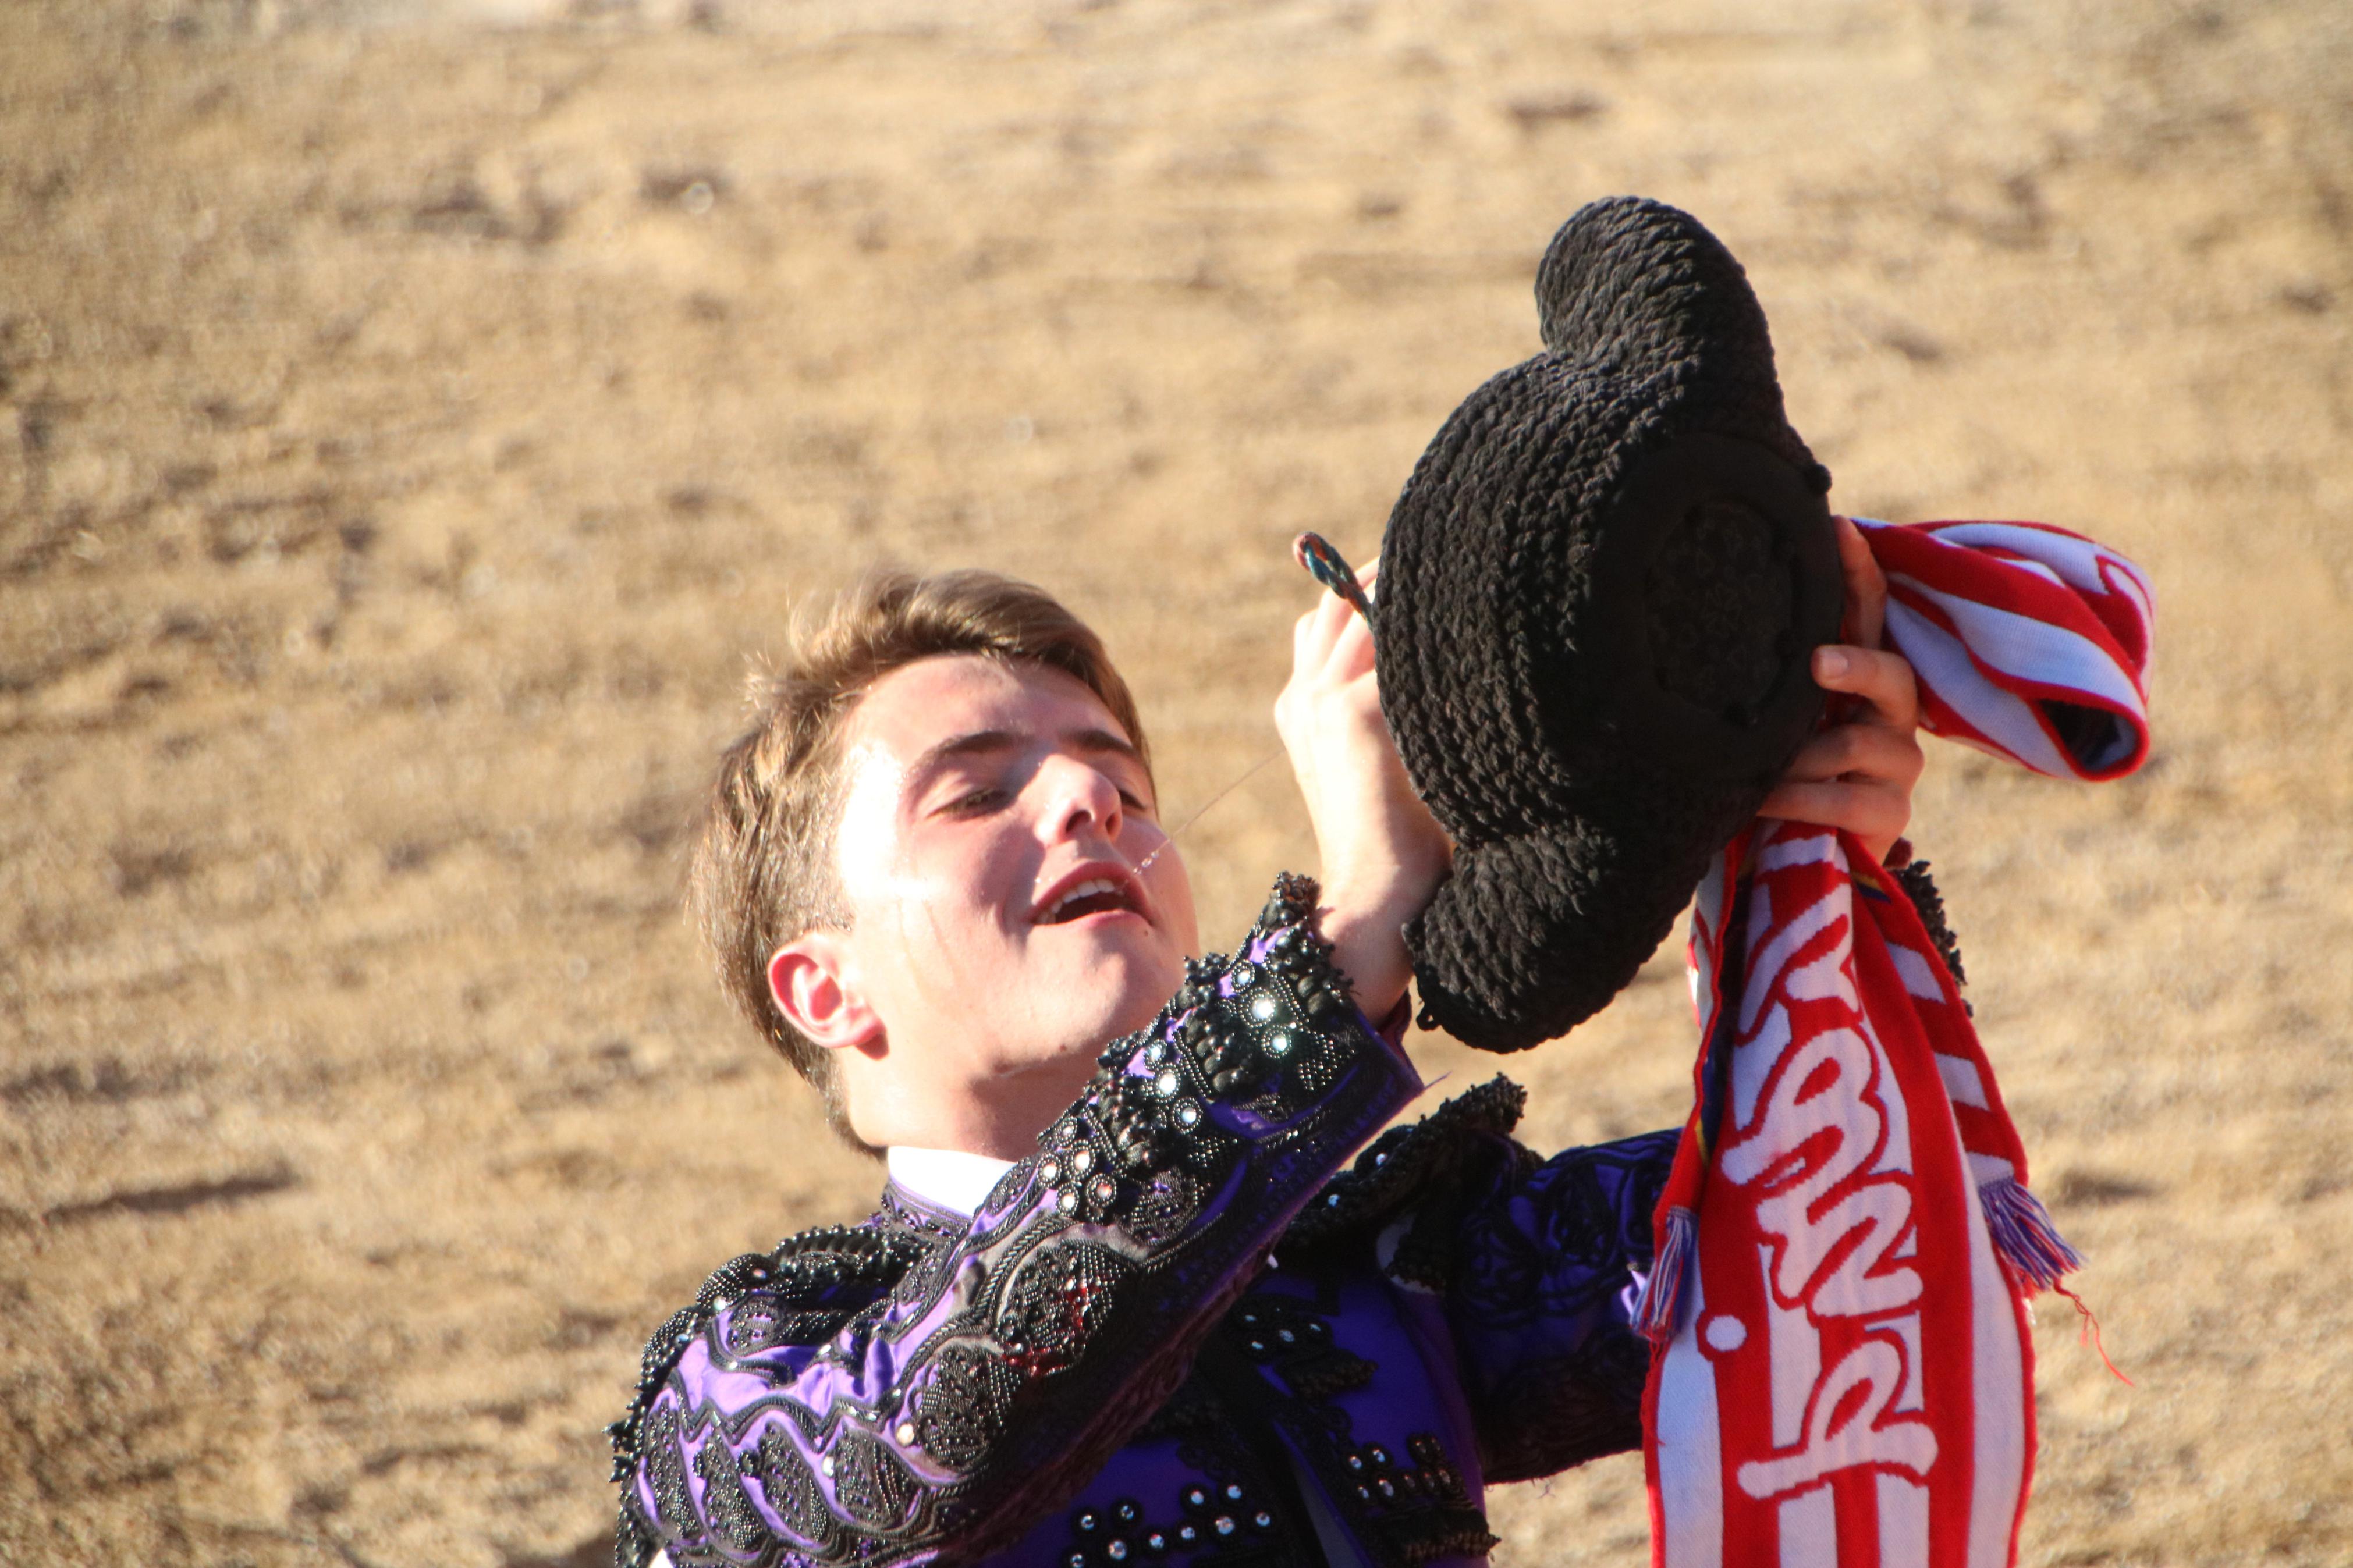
606,1223,929,1484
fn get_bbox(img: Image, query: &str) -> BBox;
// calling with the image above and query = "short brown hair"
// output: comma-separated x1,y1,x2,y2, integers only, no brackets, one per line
688,567,1149,1149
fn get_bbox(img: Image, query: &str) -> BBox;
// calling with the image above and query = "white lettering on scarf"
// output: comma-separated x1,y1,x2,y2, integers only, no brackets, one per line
1717,844,1938,1502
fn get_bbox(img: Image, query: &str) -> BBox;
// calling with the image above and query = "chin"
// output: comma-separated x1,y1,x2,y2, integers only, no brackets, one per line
1046,916,1181,997
1071,952,1184,1048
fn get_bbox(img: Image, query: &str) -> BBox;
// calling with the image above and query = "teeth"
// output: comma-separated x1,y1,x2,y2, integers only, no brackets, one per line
1049,878,1124,919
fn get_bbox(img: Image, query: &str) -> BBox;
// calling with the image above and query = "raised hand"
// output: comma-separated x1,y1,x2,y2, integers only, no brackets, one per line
1274,544,1451,1021
1758,516,1925,862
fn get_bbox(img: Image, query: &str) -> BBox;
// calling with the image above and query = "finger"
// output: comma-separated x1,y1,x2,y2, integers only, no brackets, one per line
1291,607,1320,676
1326,593,1378,681
1756,778,1911,848
1300,554,1376,680
1290,595,1376,702
1834,516,1887,650
1812,644,1918,730
1776,721,1925,788
1295,577,1355,671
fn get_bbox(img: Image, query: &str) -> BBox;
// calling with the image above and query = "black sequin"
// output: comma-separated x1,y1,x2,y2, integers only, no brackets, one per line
831,1431,918,1529
693,1428,771,1556
639,1405,700,1548
741,1424,839,1551
1001,1242,1135,1378
914,1342,1023,1472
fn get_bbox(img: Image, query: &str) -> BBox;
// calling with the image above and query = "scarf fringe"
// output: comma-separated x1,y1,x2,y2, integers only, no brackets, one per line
1633,1205,1697,1343
1979,1176,2082,1293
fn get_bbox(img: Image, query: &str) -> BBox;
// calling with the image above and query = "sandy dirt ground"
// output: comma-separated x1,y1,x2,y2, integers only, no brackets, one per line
3,0,2350,1563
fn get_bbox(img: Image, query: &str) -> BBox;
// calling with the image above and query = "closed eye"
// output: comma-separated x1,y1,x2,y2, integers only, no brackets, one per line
944,783,1148,819
939,787,1009,816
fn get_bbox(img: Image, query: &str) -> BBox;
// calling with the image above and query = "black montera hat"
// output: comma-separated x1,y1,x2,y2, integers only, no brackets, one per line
1376,196,1844,1053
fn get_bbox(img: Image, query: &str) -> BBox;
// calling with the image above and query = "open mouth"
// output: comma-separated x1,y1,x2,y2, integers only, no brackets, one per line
1037,876,1144,925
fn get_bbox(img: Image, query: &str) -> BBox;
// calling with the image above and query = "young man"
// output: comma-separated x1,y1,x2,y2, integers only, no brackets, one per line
612,546,1922,1568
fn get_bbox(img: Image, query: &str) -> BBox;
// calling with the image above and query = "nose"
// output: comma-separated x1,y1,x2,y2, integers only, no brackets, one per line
1035,752,1124,844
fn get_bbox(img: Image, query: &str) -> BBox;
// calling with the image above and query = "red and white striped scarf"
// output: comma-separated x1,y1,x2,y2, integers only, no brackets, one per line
1635,519,2154,1568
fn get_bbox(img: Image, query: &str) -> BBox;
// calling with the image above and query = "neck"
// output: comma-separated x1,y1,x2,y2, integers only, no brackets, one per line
842,1049,1095,1161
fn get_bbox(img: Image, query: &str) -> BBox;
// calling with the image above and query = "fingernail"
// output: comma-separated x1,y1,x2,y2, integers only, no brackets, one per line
1816,648,1849,681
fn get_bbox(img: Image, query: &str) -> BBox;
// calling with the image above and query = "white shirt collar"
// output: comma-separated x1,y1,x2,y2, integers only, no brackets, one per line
885,1146,1015,1218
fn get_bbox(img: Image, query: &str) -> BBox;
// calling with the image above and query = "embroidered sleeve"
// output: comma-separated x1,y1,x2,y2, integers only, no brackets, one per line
1276,1075,1677,1483
612,874,1421,1567
1439,1126,1680,1484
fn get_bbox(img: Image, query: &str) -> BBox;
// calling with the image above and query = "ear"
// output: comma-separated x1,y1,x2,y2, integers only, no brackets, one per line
768,931,884,1057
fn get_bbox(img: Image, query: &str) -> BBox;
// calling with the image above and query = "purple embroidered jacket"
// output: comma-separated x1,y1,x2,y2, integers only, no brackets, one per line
612,876,1673,1568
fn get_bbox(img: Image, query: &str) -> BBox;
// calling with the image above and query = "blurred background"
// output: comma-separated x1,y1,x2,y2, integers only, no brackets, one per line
3,0,2348,1563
